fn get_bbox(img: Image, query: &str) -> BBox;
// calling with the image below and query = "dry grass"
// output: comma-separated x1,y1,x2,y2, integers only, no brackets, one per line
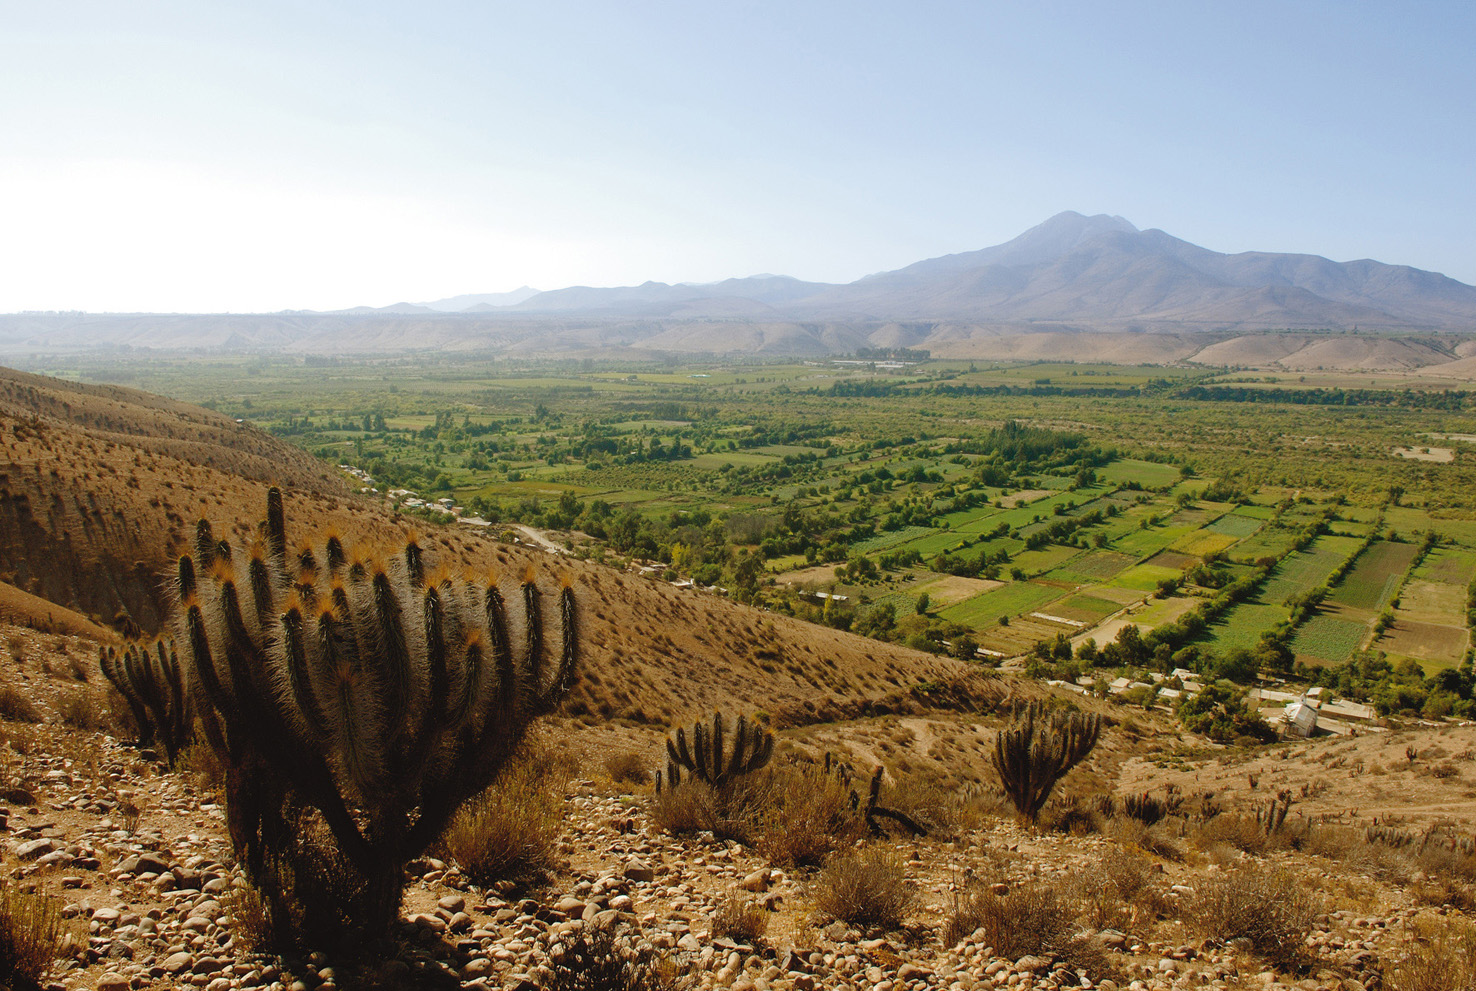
812,847,917,931
757,765,866,867
439,742,570,886
1384,914,1476,991
603,751,650,787
222,880,272,953
54,689,114,732
0,684,42,724
0,882,62,989
1188,863,1317,968
711,894,769,944
650,775,772,845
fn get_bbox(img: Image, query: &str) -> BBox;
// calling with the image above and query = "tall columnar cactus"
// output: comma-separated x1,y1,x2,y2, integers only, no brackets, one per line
992,701,1102,822
173,487,578,941
665,711,774,788
99,639,189,763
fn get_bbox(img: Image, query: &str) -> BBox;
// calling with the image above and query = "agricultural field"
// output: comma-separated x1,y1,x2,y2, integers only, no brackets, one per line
45,352,1476,682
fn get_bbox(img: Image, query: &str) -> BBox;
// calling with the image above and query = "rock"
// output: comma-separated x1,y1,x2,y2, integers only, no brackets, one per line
161,951,194,974
991,883,1010,896
1017,956,1052,972
15,838,56,860
461,958,494,979
740,869,770,892
96,973,130,991
624,861,655,883
438,894,466,914
898,963,933,982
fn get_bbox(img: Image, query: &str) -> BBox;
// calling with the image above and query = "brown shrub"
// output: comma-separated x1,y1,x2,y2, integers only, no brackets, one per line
650,778,768,845
55,690,114,732
439,743,569,886
543,922,689,991
1384,915,1476,991
0,882,62,988
812,847,917,931
603,751,650,787
0,684,42,724
1188,864,1317,967
711,894,768,944
757,765,865,867
222,881,271,953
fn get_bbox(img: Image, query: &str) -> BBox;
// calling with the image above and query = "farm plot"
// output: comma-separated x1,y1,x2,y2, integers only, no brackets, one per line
1231,525,1302,563
1376,619,1469,666
1412,545,1476,587
977,614,1080,657
940,581,1062,627
1260,536,1364,605
1206,514,1264,538
1325,541,1418,611
1097,459,1181,487
1110,562,1186,592
850,526,935,554
1203,602,1289,655
1050,593,1124,625
909,574,1005,608
1042,551,1137,585
1170,530,1241,558
1114,523,1202,559
1397,580,1467,625
1010,545,1082,576
1290,615,1369,665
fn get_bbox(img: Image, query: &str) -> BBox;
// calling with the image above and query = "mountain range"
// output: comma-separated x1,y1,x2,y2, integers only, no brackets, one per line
4,212,1474,359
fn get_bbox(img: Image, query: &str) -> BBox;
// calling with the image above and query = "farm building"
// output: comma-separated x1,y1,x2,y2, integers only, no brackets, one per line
1282,698,1319,738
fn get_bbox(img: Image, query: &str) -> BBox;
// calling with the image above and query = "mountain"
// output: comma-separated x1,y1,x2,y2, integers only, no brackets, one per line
417,287,541,311
3,213,1474,359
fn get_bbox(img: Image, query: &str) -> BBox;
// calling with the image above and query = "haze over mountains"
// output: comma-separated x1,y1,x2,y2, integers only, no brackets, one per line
5,212,1475,360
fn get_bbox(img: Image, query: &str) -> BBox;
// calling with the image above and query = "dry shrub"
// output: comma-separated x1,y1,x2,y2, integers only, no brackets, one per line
0,684,42,724
55,690,113,732
649,777,768,845
946,877,1113,975
883,776,961,838
711,894,768,944
175,742,226,794
1105,814,1185,862
1039,795,1103,835
603,751,650,787
812,847,917,931
757,765,865,867
545,922,688,991
439,741,569,885
222,880,271,953
0,882,62,989
1189,863,1317,967
1384,915,1476,991
1190,813,1284,856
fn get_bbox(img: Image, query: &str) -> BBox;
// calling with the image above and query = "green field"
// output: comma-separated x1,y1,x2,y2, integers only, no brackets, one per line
1260,536,1364,604
1291,615,1370,663
1206,513,1264,538
1204,602,1290,655
1326,541,1419,611
939,581,1063,626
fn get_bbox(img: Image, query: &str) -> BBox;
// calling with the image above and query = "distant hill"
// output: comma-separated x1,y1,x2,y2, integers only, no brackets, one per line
4,213,1474,360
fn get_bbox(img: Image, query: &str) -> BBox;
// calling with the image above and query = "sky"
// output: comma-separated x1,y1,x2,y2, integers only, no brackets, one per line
1,1,1473,312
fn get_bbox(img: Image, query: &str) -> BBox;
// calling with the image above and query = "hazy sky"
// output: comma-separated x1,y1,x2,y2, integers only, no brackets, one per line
2,1,1472,312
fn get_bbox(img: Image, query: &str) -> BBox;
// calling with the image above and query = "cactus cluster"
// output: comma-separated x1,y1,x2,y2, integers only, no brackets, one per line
659,711,774,791
99,639,189,763
172,487,578,940
992,700,1102,822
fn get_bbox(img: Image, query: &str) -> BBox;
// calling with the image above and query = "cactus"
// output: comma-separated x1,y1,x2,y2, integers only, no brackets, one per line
99,639,189,763
171,487,578,942
991,701,1102,822
665,711,774,788
1257,789,1293,835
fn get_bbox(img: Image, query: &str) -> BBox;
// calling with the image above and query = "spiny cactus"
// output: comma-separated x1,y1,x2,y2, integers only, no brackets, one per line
1256,789,1293,835
665,711,773,788
172,487,578,942
991,701,1102,822
99,639,189,763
